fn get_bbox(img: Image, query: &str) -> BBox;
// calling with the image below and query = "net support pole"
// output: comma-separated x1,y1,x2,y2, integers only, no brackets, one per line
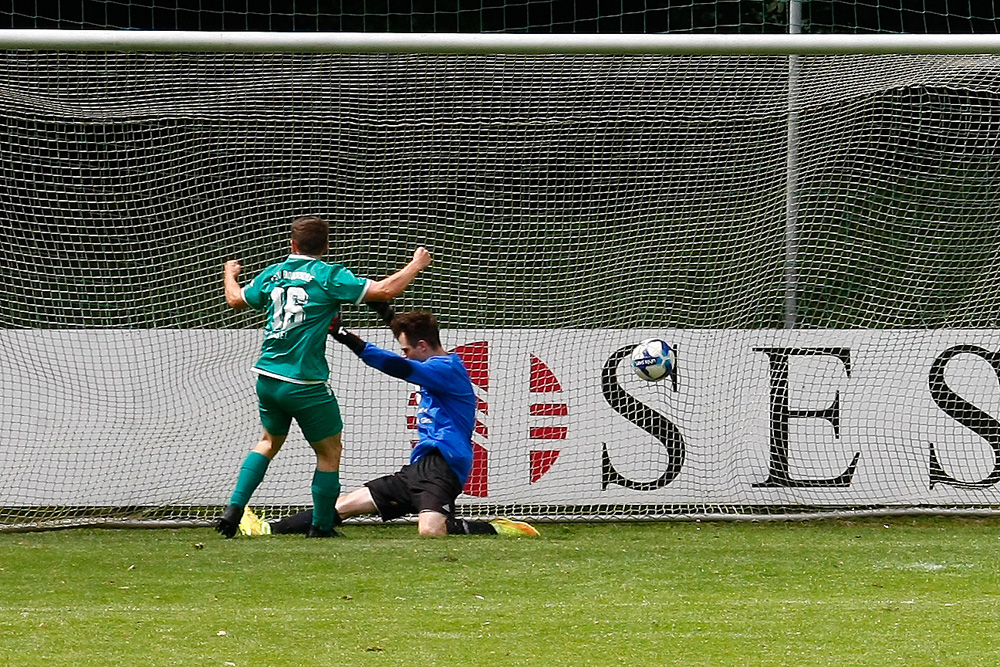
784,0,803,329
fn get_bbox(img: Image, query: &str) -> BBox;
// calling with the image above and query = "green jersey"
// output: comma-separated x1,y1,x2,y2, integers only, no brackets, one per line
242,254,370,383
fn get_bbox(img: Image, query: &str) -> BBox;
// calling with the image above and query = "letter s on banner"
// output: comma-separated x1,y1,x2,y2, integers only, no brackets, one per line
928,345,1000,489
600,344,685,491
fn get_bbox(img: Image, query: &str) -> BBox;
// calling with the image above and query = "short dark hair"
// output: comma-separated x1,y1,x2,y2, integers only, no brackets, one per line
290,215,329,256
390,311,441,349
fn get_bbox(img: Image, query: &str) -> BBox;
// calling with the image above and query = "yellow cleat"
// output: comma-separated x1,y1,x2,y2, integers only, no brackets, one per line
238,507,271,536
490,518,539,537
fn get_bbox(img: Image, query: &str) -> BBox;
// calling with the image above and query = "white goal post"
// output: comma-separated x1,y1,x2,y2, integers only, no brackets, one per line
5,29,1000,54
4,30,1000,530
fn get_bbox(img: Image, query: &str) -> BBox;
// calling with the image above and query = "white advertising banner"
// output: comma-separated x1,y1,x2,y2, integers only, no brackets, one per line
4,328,1000,509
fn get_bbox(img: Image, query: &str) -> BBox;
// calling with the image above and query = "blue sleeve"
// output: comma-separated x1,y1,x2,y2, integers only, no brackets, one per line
358,343,416,380
358,344,453,390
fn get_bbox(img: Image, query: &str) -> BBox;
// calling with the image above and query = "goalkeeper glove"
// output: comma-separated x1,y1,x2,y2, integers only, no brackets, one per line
367,300,395,325
328,315,366,356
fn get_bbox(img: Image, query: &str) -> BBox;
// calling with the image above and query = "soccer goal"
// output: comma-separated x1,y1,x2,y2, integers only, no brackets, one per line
4,30,1000,530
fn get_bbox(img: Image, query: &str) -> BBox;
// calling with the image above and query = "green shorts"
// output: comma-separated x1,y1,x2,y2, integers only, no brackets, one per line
255,375,343,443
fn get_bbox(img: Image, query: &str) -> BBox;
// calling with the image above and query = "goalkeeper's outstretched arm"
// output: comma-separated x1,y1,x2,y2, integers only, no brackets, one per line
329,316,414,380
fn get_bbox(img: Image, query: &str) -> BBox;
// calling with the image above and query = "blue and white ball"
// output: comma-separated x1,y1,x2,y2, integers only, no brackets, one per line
630,339,676,382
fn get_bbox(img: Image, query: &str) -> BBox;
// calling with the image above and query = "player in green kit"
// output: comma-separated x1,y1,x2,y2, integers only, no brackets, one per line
217,215,432,538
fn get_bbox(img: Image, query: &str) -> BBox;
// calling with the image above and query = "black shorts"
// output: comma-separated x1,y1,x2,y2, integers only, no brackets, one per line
365,448,463,522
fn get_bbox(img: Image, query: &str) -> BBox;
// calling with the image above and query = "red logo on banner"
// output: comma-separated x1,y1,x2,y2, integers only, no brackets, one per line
529,354,564,483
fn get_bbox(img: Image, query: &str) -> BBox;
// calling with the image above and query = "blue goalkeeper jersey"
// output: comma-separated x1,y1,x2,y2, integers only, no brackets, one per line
358,343,476,486
242,254,369,383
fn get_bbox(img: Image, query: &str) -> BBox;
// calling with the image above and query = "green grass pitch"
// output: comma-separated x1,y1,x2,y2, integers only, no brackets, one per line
2,517,1000,666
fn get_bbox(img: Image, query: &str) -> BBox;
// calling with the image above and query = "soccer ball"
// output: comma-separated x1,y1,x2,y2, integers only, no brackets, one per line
630,339,676,382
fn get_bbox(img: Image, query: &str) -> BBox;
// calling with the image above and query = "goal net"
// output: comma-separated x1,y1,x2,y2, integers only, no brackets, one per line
4,36,1000,529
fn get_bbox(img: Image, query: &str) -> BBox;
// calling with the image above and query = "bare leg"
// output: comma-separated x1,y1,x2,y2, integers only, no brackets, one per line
336,486,378,518
417,510,447,537
308,432,342,472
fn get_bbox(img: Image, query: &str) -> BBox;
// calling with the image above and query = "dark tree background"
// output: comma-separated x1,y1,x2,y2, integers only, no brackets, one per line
4,0,997,34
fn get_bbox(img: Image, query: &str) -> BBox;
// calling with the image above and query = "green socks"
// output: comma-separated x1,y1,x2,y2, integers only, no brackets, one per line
229,455,340,531
311,470,341,531
228,451,271,508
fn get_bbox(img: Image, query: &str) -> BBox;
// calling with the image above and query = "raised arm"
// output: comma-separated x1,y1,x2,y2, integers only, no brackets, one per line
329,317,413,380
224,259,248,309
364,247,432,302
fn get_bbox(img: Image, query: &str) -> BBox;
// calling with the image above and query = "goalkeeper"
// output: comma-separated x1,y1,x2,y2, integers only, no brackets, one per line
217,215,431,539
241,305,538,538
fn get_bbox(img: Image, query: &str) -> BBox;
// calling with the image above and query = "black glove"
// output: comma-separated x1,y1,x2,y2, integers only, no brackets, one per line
367,301,395,325
328,315,366,355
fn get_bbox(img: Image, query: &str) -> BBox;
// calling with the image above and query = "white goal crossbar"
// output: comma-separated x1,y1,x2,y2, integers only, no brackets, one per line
4,29,1000,55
